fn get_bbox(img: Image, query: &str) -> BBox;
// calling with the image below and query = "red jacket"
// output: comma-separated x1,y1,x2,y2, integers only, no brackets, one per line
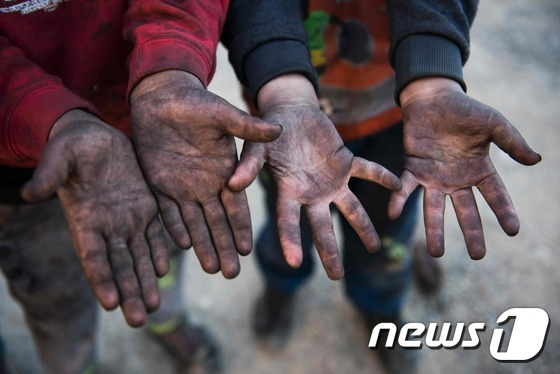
0,0,228,167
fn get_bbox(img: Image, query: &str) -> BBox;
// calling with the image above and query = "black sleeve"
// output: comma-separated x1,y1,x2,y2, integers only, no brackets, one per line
221,0,318,104
387,0,479,104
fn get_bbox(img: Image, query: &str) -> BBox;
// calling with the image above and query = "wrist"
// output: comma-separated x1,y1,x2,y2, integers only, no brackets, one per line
48,110,95,140
257,74,319,112
399,77,463,107
48,110,113,141
130,70,204,103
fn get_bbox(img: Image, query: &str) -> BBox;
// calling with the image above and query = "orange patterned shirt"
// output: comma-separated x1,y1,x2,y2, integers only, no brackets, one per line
305,0,401,141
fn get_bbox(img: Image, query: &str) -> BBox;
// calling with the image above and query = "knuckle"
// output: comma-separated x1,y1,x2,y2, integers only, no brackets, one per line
314,226,335,238
356,220,372,234
79,247,106,264
108,250,132,269
136,255,153,271
347,198,362,212
91,276,114,290
83,265,112,286
113,264,136,280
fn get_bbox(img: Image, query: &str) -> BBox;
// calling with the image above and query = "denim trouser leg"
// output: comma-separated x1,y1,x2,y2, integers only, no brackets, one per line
343,124,420,315
341,188,419,316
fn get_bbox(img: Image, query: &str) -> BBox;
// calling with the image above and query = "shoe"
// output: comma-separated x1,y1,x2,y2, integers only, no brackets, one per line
413,241,443,295
252,285,295,349
146,317,221,373
364,313,419,374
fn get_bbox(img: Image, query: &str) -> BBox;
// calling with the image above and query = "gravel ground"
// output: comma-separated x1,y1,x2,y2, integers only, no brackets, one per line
1,0,559,373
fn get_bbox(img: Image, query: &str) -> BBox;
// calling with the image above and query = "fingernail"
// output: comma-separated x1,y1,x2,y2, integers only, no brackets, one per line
537,153,542,162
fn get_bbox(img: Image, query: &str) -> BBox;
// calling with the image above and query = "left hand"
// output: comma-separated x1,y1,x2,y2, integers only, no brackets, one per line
229,75,402,280
388,77,542,259
21,110,168,327
130,70,282,279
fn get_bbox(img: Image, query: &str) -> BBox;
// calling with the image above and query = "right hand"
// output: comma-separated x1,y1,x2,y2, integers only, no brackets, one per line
21,110,168,327
130,70,282,279
389,78,542,259
229,75,402,280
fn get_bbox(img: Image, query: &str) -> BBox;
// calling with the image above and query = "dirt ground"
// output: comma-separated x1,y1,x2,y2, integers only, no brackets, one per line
1,0,559,373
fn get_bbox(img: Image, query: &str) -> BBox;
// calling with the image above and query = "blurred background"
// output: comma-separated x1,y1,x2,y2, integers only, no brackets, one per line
1,0,559,372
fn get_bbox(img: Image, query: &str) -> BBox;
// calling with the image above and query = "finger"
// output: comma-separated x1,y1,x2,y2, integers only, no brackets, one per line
107,237,147,327
146,217,170,277
74,230,119,311
21,144,73,202
477,173,519,236
215,101,282,142
201,198,240,279
128,234,160,313
350,157,402,191
180,202,220,274
228,142,266,192
423,189,446,257
388,170,419,220
276,198,303,268
221,188,253,256
334,190,380,252
490,113,541,165
304,204,344,280
450,189,486,260
156,195,191,248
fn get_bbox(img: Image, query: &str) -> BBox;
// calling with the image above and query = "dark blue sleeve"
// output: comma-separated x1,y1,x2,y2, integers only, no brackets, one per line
387,0,479,104
221,0,318,104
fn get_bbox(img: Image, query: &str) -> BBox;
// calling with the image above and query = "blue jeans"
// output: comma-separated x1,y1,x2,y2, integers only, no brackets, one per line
255,123,421,316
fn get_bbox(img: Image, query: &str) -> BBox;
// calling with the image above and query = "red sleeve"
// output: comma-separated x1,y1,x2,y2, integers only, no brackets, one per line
0,36,98,168
124,0,229,98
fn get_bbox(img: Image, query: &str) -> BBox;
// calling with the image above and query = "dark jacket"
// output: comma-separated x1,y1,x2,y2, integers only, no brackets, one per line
222,0,478,104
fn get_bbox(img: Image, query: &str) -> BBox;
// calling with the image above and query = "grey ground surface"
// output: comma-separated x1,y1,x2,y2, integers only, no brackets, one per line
1,0,559,373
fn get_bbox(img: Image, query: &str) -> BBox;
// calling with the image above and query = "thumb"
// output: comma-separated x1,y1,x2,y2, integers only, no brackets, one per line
490,112,541,165
350,157,402,191
216,100,282,142
21,142,73,202
387,170,419,220
228,141,266,192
